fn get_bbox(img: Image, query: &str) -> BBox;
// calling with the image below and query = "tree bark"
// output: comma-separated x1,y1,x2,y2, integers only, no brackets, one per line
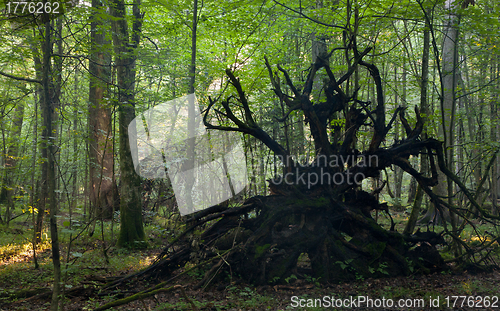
406,14,430,231
0,102,24,224
394,67,405,204
420,0,459,226
111,0,146,248
31,40,46,244
89,0,116,221
181,0,198,214
490,61,499,214
39,19,61,311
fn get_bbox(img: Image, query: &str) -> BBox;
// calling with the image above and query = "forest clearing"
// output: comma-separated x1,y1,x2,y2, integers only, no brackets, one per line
1,0,500,309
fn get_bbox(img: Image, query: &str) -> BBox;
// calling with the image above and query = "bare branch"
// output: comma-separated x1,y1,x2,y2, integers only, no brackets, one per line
225,69,256,127
274,103,302,122
337,47,372,85
0,70,41,84
272,0,347,30
386,106,405,133
277,64,299,97
264,56,294,107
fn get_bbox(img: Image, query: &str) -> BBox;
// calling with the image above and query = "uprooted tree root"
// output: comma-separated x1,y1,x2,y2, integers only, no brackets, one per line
130,138,452,287
143,193,445,289
101,138,499,306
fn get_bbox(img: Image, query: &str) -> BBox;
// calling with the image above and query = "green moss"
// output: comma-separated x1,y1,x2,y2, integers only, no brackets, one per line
291,197,329,208
254,243,271,259
365,241,387,264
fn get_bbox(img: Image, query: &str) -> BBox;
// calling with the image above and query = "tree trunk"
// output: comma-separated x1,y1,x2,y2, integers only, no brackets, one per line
0,102,24,224
89,0,115,221
491,61,499,214
111,0,146,248
406,14,430,231
39,19,61,311
30,90,39,269
71,72,78,223
462,63,483,204
394,67,405,205
31,40,46,244
181,0,198,214
421,0,459,226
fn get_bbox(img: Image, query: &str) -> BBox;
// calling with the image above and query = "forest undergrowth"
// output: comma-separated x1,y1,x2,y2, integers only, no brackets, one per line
1,203,499,310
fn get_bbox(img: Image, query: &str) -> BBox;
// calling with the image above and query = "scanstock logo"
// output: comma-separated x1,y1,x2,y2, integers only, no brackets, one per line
128,94,247,216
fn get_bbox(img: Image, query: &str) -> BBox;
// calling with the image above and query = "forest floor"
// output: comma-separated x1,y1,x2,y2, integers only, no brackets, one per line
1,208,500,310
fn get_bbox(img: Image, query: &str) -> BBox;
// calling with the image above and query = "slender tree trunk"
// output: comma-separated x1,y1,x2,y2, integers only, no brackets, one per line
0,102,24,224
461,66,481,192
31,41,46,243
440,0,461,253
71,71,78,222
394,67,405,204
311,0,327,65
31,91,39,269
39,19,61,311
406,13,430,233
294,34,305,156
457,100,465,207
53,19,63,208
182,0,198,213
491,61,499,214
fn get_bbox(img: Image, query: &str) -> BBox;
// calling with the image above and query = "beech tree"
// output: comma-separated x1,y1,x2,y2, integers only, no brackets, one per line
88,0,116,223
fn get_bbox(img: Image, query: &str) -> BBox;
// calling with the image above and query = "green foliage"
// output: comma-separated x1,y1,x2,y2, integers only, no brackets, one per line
330,118,346,128
285,273,297,284
335,258,354,271
224,285,273,309
304,274,321,287
368,262,390,275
